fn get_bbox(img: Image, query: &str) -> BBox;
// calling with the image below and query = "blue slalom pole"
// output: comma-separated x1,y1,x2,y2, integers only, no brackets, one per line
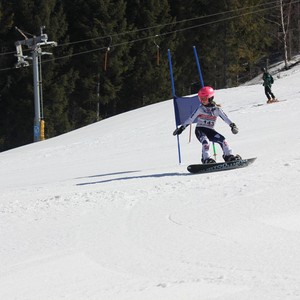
168,49,182,164
193,46,204,88
168,49,176,96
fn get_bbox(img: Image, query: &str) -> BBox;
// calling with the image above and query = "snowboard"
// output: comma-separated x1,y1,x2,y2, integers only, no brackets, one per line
187,157,257,174
253,99,287,107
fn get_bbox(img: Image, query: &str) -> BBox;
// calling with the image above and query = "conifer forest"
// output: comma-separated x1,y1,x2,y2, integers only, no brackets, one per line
0,0,299,151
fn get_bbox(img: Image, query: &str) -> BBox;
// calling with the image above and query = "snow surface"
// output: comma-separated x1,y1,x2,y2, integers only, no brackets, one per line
1,63,300,300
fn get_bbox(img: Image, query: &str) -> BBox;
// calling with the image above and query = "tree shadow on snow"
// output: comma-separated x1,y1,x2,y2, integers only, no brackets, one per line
76,170,188,186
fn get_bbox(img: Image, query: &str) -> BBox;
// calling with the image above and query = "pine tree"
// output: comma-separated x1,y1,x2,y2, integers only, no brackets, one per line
168,1,227,93
222,0,273,86
37,0,76,137
0,0,32,150
0,0,290,150
63,0,134,124
121,0,176,109
0,0,73,149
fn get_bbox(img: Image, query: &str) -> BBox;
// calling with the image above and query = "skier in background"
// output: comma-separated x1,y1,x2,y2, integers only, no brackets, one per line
173,86,241,164
262,67,277,103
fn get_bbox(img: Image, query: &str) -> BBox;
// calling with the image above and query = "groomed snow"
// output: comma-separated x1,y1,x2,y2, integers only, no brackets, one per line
0,62,300,299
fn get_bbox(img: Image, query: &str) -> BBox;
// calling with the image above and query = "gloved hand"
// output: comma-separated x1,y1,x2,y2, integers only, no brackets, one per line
173,125,186,136
230,123,238,134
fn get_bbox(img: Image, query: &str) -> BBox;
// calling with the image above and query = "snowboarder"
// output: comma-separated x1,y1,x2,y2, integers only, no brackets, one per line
173,86,241,164
262,67,277,103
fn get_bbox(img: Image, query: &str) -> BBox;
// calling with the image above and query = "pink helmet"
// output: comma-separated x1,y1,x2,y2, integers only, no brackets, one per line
198,86,215,103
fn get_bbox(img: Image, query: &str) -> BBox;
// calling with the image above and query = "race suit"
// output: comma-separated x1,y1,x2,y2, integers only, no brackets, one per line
182,103,233,160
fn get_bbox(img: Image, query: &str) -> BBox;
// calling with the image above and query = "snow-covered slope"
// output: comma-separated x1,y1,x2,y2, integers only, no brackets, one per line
1,65,300,300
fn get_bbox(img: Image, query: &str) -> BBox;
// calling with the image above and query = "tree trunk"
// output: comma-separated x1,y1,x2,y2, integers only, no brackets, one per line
280,0,292,69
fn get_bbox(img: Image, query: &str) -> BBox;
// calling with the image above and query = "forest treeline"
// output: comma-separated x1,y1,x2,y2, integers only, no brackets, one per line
0,0,299,151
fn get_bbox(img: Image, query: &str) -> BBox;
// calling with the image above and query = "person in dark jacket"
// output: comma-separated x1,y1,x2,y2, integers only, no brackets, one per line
262,67,277,103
